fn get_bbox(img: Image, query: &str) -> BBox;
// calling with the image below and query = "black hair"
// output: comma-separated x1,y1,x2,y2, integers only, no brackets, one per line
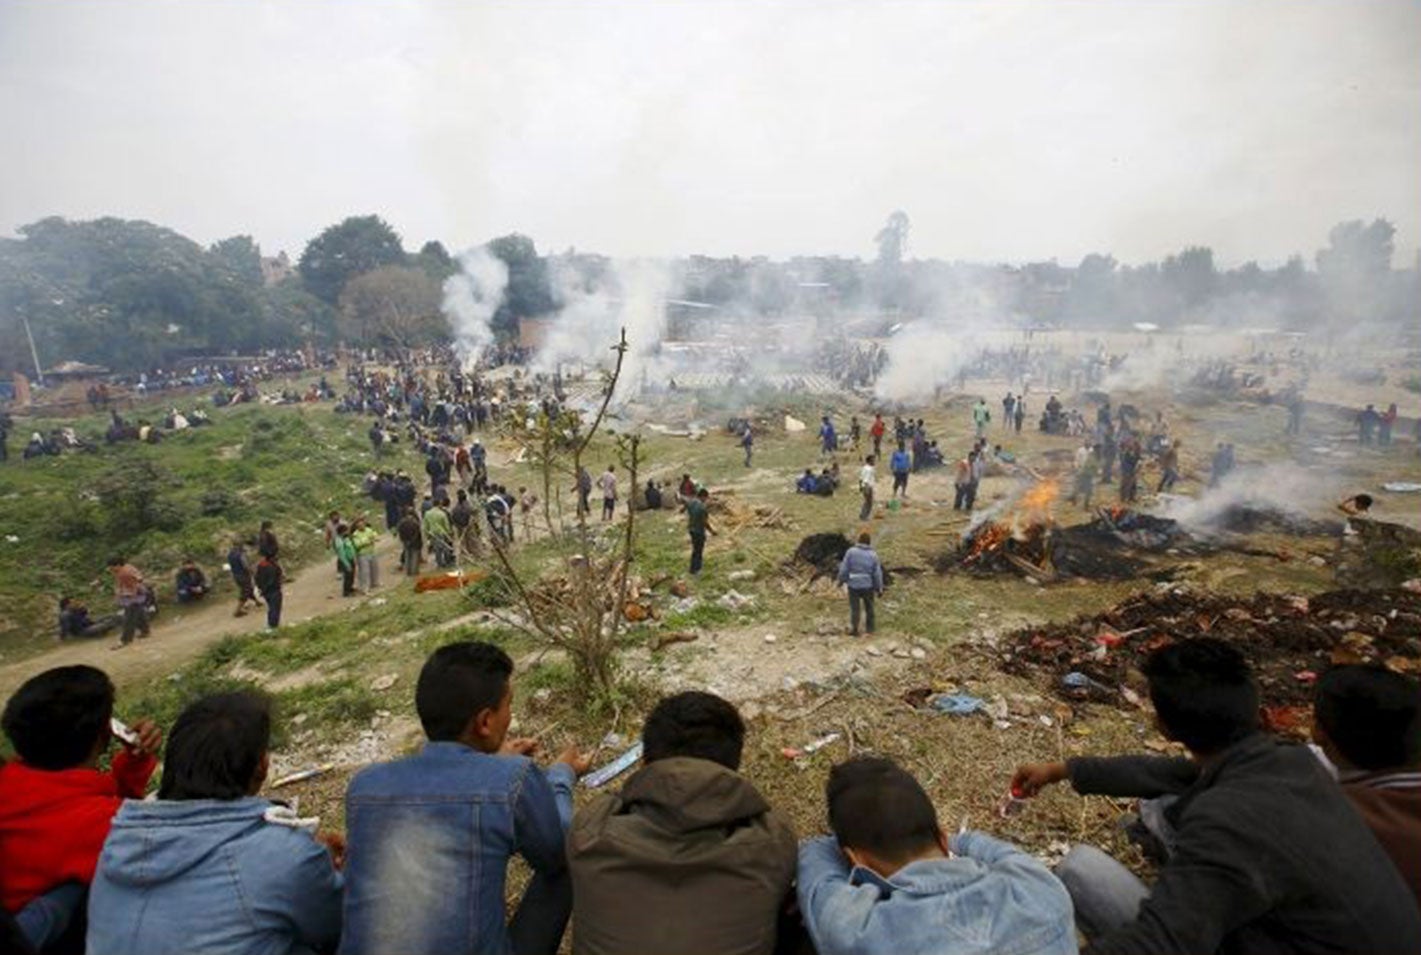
642,691,745,770
1142,638,1258,753
1315,665,1421,771
826,757,940,864
415,642,513,741
2,665,114,770
158,691,272,800
1354,494,1374,510
106,555,124,567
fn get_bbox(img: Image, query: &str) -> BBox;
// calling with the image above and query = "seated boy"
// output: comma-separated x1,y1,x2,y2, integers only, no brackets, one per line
87,691,342,955
1313,664,1421,906
341,642,589,955
798,756,1076,955
56,598,117,641
796,469,817,494
174,559,209,603
1013,639,1421,954
0,666,161,950
569,692,796,955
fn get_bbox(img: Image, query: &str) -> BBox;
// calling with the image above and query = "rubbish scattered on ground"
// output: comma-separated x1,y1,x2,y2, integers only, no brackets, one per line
271,764,335,789
717,589,755,611
583,741,644,788
728,569,757,582
414,569,490,592
781,731,842,759
369,674,398,691
931,693,986,716
1382,482,1421,493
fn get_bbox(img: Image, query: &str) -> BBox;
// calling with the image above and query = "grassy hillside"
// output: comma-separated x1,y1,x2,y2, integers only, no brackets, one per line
0,403,377,657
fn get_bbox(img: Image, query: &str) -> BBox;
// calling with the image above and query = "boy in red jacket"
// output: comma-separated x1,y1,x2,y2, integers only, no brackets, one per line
0,665,162,933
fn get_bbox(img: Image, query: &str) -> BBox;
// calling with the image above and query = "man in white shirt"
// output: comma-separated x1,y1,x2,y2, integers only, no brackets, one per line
858,456,877,522
597,466,618,521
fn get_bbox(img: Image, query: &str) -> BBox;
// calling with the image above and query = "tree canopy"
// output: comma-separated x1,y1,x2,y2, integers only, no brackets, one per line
297,214,407,305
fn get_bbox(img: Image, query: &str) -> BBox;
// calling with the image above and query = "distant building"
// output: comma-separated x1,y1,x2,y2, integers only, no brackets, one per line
260,251,295,286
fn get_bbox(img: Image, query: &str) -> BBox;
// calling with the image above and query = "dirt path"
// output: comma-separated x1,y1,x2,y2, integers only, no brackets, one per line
0,536,403,697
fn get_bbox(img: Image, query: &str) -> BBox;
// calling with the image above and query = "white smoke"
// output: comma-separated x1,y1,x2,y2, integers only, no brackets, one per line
442,247,509,365
1159,461,1337,535
534,258,673,402
873,323,982,402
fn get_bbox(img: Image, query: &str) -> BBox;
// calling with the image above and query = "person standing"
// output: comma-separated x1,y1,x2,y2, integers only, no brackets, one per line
972,398,991,438
836,533,884,637
227,540,261,617
574,466,593,519
870,413,886,458
819,416,837,455
257,521,279,561
858,455,876,522
849,416,862,450
452,490,480,559
1157,440,1181,493
323,510,341,576
597,466,618,521
518,487,539,540
423,498,455,568
398,507,424,577
686,487,715,576
352,518,380,592
953,453,973,511
740,426,754,467
890,443,911,499
1002,392,1016,430
1014,397,1026,434
334,524,357,597
1119,437,1141,503
107,557,150,649
253,554,283,631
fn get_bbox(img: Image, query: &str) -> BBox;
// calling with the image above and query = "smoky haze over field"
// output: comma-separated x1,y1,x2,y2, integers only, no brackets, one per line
1,0,1418,266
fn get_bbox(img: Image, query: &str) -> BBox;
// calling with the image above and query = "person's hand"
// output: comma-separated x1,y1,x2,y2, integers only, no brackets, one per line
316,831,347,870
126,719,164,758
557,744,593,777
1010,761,1068,798
500,737,539,757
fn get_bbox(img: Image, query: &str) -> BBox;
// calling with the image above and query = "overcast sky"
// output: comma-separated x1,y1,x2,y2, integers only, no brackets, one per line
1,0,1417,267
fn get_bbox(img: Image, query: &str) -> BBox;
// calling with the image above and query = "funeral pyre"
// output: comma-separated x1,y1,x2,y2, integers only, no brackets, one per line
997,586,1421,736
943,481,1201,582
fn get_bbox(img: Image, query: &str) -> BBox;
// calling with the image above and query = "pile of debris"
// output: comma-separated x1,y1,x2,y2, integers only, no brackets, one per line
1198,504,1343,538
999,588,1421,728
708,489,795,531
946,517,1165,582
793,533,852,579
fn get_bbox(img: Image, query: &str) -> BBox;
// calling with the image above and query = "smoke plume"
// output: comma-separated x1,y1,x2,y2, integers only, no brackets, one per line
442,246,509,365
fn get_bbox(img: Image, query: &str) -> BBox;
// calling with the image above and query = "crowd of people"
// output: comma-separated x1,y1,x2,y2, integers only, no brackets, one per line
1,637,1417,955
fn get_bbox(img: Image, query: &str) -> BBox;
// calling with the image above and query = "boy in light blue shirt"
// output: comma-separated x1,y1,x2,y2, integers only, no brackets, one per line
798,756,1076,955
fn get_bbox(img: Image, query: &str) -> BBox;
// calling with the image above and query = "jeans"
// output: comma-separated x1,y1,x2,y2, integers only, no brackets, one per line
954,484,971,510
340,563,355,596
401,543,421,576
1157,468,1178,493
892,472,908,496
120,603,149,644
357,554,379,591
602,497,615,520
15,881,86,951
1055,845,1148,939
263,590,282,629
859,487,874,521
689,531,706,575
848,589,875,634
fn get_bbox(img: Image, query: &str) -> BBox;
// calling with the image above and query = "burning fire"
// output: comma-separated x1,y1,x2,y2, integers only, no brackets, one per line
966,480,1060,561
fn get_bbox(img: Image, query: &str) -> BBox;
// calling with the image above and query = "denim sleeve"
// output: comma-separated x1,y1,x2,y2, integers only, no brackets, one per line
950,830,1027,865
513,761,573,876
283,837,345,951
797,837,876,954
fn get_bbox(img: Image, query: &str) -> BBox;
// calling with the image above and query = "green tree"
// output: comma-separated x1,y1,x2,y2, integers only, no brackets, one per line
874,210,911,266
487,233,555,336
209,235,264,285
338,265,443,348
298,215,407,304
414,240,456,281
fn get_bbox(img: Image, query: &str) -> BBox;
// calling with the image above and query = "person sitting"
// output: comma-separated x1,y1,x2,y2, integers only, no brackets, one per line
922,440,946,468
1012,638,1421,954
22,433,46,460
87,691,342,955
796,468,818,494
173,560,209,604
644,479,663,510
1312,664,1421,907
0,667,161,952
798,756,1076,955
569,691,795,955
341,642,589,955
678,473,697,503
56,598,118,641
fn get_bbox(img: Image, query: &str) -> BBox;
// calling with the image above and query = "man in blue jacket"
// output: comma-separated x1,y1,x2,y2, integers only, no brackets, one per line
836,533,883,636
87,691,343,955
889,443,911,499
341,642,590,955
798,756,1077,955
